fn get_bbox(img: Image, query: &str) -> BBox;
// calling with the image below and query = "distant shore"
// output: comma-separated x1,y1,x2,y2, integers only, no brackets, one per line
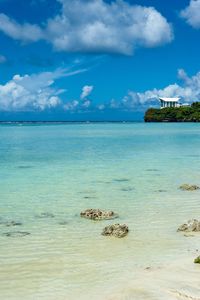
144,102,200,122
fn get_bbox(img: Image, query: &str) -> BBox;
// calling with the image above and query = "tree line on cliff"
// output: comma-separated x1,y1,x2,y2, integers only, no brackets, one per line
144,102,200,122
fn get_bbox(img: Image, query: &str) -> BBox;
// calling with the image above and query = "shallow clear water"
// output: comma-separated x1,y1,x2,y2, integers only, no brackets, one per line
0,123,200,299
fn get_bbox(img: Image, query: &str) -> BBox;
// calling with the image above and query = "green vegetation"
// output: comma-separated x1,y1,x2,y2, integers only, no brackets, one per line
144,102,200,122
194,256,200,264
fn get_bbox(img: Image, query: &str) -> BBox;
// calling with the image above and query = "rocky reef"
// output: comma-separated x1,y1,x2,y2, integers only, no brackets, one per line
3,231,30,237
80,209,118,221
58,220,68,225
5,221,22,227
179,184,200,191
35,212,55,219
177,219,200,232
102,224,129,238
0,220,22,227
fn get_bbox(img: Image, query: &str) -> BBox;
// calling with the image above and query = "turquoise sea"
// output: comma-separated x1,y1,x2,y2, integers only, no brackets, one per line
1,123,200,299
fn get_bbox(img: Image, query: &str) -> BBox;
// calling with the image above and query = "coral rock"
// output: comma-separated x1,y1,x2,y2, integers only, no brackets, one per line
179,184,200,191
3,231,30,237
80,209,118,221
102,224,129,238
177,219,200,232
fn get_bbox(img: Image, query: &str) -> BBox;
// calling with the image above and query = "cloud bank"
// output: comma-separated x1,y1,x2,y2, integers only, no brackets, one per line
107,69,200,111
0,0,173,55
64,85,94,111
180,0,200,29
61,69,200,113
0,68,85,111
1,68,200,113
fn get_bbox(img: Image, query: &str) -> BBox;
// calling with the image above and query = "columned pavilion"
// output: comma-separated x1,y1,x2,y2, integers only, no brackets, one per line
159,97,180,109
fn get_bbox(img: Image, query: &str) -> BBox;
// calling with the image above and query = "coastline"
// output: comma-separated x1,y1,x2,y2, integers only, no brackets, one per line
144,103,200,122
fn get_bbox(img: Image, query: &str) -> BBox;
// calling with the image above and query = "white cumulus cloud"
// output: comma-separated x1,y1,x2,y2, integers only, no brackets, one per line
106,69,200,111
63,69,200,113
46,0,173,55
0,13,44,41
64,100,79,111
0,68,86,111
0,0,173,55
80,85,94,99
64,84,94,111
180,0,200,29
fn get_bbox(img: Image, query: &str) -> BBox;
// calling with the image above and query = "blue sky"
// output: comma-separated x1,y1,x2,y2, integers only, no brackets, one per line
0,0,200,121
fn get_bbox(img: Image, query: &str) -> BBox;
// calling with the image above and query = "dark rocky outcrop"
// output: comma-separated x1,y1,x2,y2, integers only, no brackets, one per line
102,224,129,238
5,221,22,227
179,184,200,191
80,209,118,221
18,165,33,169
0,220,22,227
35,212,55,219
113,178,130,183
177,219,200,232
58,221,68,225
121,187,135,192
3,231,30,237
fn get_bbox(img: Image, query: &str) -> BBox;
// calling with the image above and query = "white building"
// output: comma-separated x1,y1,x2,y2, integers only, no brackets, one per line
159,97,181,109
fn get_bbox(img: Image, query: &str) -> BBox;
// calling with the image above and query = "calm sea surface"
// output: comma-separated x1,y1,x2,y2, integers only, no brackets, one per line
0,123,200,299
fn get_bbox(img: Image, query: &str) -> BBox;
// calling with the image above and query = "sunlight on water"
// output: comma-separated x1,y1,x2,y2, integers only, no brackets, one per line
0,123,200,299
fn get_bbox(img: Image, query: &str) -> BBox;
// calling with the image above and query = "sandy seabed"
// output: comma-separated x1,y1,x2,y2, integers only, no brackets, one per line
2,123,200,300
105,254,200,300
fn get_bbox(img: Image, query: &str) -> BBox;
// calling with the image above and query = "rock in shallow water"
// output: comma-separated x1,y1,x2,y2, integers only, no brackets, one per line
113,178,130,183
0,220,22,227
5,221,22,227
3,231,30,237
18,165,33,169
80,209,118,221
102,224,129,238
58,221,68,225
157,189,167,193
121,187,135,192
177,219,200,232
179,184,200,191
35,212,55,219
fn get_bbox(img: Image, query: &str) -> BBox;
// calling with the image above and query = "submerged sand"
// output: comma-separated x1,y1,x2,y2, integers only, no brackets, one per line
105,254,200,300
1,124,200,299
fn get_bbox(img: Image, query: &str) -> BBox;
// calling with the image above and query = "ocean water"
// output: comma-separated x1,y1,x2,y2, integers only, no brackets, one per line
0,123,200,300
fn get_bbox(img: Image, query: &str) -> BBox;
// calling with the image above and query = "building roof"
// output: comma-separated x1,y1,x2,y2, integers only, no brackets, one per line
159,97,180,102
